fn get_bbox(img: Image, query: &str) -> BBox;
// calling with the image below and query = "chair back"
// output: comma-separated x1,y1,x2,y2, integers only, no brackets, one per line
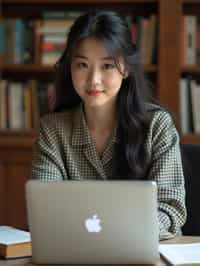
181,143,200,235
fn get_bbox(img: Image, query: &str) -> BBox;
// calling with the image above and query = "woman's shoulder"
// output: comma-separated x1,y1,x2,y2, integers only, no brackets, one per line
145,103,178,141
146,103,173,125
41,108,76,127
39,107,78,141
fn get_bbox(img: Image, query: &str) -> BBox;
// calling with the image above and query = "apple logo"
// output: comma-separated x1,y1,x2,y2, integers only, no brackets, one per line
85,214,102,233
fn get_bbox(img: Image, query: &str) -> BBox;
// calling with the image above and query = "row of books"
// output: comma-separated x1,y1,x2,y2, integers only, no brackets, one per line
179,77,200,134
181,15,200,65
128,14,157,65
0,79,56,131
0,12,157,66
39,11,82,65
0,19,34,64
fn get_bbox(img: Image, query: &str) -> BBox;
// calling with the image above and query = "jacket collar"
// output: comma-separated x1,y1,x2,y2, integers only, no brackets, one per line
71,104,91,146
71,104,117,147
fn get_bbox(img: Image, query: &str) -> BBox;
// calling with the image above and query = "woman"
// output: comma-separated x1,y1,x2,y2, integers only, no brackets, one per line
31,10,186,240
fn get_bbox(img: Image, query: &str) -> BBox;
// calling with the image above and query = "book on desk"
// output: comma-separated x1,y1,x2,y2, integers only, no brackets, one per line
0,226,32,259
159,242,200,265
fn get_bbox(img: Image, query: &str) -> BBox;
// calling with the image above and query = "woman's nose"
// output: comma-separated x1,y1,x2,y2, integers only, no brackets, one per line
88,68,101,85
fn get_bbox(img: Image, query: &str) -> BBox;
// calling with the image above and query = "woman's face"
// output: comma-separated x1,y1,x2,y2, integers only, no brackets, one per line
71,37,126,109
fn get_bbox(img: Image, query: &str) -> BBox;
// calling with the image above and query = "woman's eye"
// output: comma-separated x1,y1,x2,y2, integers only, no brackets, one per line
103,63,115,70
77,62,88,68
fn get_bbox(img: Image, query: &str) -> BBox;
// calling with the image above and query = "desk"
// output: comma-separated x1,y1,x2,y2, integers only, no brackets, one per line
0,236,200,266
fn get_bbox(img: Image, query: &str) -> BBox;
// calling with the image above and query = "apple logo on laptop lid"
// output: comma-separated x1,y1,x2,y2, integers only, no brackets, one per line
85,214,102,233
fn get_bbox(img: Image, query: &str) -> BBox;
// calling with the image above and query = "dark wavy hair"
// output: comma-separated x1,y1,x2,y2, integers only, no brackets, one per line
54,10,155,180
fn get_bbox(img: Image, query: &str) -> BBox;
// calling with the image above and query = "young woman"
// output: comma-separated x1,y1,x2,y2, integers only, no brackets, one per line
31,10,186,240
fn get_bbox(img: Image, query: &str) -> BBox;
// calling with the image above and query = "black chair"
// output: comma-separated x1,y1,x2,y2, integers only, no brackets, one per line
181,143,200,235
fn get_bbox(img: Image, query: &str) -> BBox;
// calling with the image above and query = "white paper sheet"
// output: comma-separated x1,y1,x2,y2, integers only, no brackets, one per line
159,243,200,265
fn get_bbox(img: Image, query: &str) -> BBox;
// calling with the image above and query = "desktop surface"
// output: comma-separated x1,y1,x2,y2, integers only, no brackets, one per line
0,236,200,266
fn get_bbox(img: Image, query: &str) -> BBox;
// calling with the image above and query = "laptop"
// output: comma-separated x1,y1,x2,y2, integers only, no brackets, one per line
26,180,159,264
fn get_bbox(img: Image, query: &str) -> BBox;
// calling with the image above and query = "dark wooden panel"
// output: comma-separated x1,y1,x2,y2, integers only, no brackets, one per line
6,162,32,230
158,0,182,116
0,163,6,225
0,145,33,229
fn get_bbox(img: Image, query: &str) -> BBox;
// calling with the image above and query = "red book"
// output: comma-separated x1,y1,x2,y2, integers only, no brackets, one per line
196,21,200,65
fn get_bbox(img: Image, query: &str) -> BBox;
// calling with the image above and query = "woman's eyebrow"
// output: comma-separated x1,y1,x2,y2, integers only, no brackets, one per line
73,54,88,59
73,54,114,61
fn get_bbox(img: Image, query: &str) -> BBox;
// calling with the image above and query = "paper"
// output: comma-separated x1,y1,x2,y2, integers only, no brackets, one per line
159,243,200,265
0,226,31,245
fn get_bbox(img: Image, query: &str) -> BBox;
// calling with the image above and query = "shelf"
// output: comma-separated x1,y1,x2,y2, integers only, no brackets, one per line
0,131,37,148
1,64,55,75
2,0,157,4
182,66,200,74
1,64,157,75
2,0,158,19
181,134,200,144
183,0,200,3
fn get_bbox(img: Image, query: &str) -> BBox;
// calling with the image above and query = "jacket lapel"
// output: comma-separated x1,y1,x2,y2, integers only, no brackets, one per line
71,105,107,179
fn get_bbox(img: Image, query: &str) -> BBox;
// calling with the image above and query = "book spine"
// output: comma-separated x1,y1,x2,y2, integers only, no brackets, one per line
179,78,190,134
196,19,200,65
14,19,25,64
185,15,197,65
5,19,14,64
0,80,8,130
0,20,6,61
8,82,24,129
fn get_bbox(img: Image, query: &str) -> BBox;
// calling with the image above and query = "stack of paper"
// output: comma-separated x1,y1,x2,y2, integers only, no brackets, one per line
159,243,200,265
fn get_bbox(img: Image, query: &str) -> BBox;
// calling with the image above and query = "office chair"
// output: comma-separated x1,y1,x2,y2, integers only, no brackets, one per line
181,143,200,235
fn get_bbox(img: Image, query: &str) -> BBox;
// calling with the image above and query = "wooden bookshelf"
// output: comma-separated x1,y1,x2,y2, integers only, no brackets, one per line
1,0,200,229
1,64,157,74
182,134,200,144
182,66,200,73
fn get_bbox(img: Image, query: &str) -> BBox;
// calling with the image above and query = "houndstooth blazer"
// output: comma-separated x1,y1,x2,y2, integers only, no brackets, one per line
31,104,186,240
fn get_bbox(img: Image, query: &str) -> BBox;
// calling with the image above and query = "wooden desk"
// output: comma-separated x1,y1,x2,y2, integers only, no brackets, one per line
0,236,200,266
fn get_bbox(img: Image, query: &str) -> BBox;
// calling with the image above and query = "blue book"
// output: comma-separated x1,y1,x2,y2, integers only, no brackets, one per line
14,19,25,64
0,20,6,60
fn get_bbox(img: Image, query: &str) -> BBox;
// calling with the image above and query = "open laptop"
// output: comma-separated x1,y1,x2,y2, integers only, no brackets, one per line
26,180,159,264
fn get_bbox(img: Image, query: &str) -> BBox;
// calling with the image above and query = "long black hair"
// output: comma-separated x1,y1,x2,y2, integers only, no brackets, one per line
54,10,156,180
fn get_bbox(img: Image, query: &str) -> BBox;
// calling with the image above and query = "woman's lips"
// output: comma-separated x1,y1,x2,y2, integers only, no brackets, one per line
86,90,103,96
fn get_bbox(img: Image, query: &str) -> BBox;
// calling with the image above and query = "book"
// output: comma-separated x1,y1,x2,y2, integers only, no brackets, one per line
159,243,200,265
0,226,32,259
190,80,200,133
179,78,190,134
0,80,8,130
185,15,197,65
8,82,24,130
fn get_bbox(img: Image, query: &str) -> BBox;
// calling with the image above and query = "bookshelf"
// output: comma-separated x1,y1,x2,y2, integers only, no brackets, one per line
0,0,200,229
180,0,200,140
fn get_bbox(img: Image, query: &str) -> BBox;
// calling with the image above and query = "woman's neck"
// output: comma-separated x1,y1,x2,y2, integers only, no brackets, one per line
84,104,116,134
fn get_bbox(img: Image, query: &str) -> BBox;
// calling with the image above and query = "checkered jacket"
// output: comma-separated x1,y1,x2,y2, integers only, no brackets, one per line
31,104,186,240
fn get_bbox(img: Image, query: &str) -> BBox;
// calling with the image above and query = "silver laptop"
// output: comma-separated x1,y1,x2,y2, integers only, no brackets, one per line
26,180,159,264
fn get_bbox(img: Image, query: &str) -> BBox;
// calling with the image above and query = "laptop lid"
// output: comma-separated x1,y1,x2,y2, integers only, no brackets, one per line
26,180,159,264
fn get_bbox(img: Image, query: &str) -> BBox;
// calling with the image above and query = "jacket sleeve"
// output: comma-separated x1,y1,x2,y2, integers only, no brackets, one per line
147,111,187,240
31,116,68,181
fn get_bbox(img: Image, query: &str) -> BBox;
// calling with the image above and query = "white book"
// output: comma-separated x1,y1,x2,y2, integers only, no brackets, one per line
39,27,69,35
159,243,200,265
8,82,24,129
190,80,200,133
43,35,66,43
179,78,190,134
185,15,197,65
191,80,200,133
0,79,8,129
